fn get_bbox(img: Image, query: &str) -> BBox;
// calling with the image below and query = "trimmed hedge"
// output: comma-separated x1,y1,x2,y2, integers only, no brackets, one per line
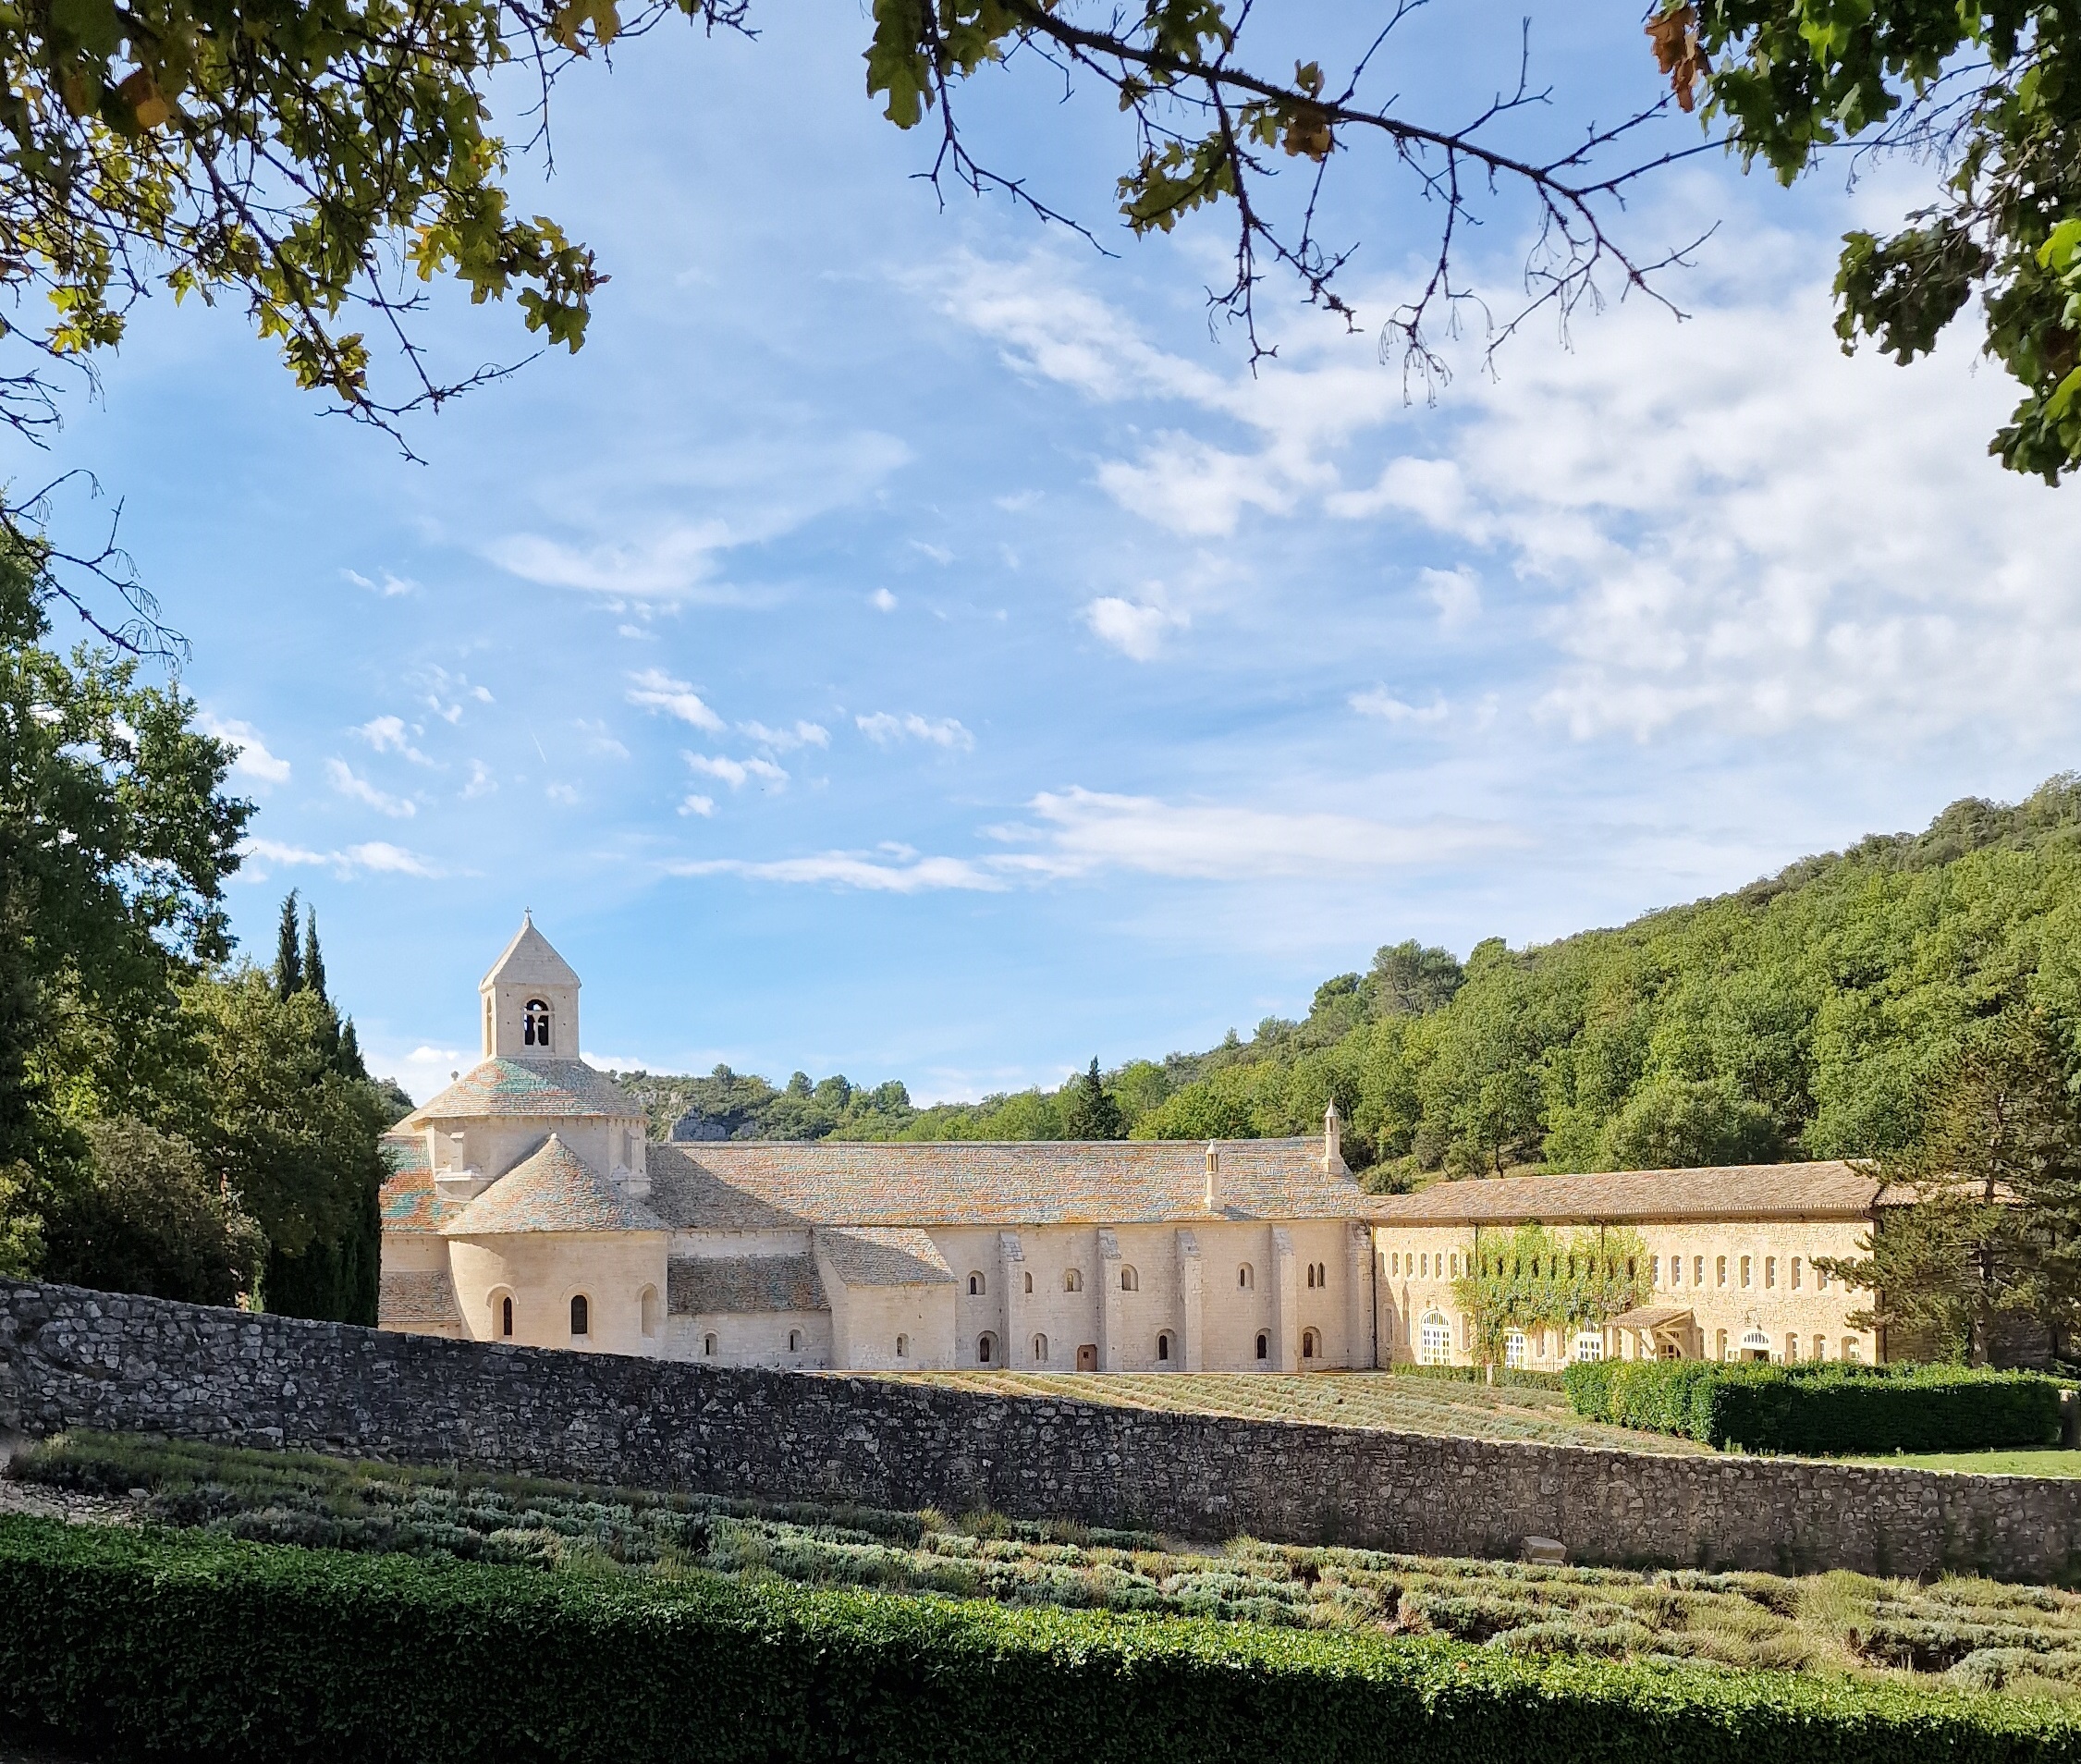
1564,1360,2064,1454
1,1514,2076,1764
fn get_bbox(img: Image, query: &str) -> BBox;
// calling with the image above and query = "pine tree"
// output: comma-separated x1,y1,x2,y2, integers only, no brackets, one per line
1061,1058,1124,1141
1818,1009,2081,1364
300,905,326,1005
273,891,301,1000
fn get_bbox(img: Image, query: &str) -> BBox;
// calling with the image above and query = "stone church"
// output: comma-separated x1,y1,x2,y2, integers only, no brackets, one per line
377,920,1886,1373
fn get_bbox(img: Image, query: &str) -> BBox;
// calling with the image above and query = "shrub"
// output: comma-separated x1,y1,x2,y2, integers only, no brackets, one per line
1390,1363,1567,1391
1563,1361,2063,1454
1,1513,2075,1764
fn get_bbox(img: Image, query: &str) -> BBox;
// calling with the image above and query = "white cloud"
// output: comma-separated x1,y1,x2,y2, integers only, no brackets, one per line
1422,566,1482,632
1351,689,1450,724
870,588,898,612
488,521,736,598
240,837,442,879
679,792,716,817
626,668,725,731
912,540,953,565
198,714,291,788
342,567,417,597
685,752,789,790
545,782,580,805
1084,596,1188,661
325,758,417,818
356,715,435,766
740,719,830,752
671,851,1006,892
855,711,974,750
1094,435,1299,537
576,718,630,759
1000,787,1521,880
461,760,496,799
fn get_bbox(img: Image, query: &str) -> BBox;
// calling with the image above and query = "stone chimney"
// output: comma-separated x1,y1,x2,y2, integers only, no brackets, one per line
1324,1098,1347,1174
1204,1142,1220,1211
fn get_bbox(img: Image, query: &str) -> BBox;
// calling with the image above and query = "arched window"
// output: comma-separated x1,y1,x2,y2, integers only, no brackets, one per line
703,1331,718,1356
569,1293,590,1337
1305,1264,1316,1290
1120,1266,1138,1292
1842,1338,1861,1364
500,1294,514,1338
1238,1263,1254,1290
789,1329,802,1353
524,998,553,1049
1157,1331,1173,1363
1784,1332,1799,1362
1302,1329,1319,1360
1811,1335,1826,1361
968,1271,985,1296
1063,1268,1083,1293
1255,1331,1269,1361
1418,1311,1451,1366
1022,1271,1034,1294
978,1332,998,1365
640,1284,661,1339
1317,1261,1328,1286
895,1333,909,1358
1033,1332,1049,1364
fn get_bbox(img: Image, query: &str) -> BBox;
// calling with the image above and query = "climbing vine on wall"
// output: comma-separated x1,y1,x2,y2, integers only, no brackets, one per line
1451,1224,1651,1367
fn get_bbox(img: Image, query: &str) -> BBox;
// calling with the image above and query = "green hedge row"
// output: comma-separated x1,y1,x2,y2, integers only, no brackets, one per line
1564,1360,2065,1454
2,1513,2076,1764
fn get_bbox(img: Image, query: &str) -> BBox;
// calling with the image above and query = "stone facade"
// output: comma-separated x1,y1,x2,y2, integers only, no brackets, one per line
5,1278,2077,1581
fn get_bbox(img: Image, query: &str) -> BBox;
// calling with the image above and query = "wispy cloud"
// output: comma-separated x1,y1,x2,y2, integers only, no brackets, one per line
241,837,442,878
342,567,417,597
870,588,898,613
670,851,1006,892
198,713,291,788
1350,689,1450,725
685,752,789,790
626,668,725,731
679,792,716,817
1084,596,1188,661
856,711,974,751
576,718,630,759
326,758,417,818
461,759,496,799
356,715,435,766
740,719,830,752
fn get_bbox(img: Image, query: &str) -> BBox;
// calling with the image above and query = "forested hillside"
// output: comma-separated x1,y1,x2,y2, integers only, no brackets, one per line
620,776,2081,1189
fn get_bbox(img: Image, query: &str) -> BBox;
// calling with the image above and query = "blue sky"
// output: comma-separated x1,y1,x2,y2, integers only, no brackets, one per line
18,3,2081,1102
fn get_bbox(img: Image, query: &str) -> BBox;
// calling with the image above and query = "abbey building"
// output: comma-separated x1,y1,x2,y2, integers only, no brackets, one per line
377,920,1886,1372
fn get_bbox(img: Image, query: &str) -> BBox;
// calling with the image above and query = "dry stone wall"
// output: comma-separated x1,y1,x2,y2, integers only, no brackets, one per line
3,1278,2077,1581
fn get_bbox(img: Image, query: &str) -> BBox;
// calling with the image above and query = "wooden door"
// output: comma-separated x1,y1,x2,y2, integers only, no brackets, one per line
1076,1343,1097,1371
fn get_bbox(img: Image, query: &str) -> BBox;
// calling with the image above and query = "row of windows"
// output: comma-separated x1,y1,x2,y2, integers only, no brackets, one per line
700,1328,809,1356
1386,1246,1839,1295
969,1328,1321,1365
966,1260,1330,1297
493,1286,659,1341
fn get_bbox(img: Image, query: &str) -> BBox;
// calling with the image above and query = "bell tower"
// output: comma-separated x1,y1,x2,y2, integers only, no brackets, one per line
479,913,581,1061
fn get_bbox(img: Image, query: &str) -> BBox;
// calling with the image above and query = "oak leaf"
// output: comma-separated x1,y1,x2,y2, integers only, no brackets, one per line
1645,5,1708,113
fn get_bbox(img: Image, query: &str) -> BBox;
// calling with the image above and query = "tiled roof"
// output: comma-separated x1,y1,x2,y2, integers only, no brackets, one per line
402,1058,639,1126
378,1269,461,1328
379,1134,459,1235
668,1254,826,1316
1368,1161,1880,1226
816,1227,955,1288
481,915,581,989
444,1134,666,1236
644,1137,1360,1230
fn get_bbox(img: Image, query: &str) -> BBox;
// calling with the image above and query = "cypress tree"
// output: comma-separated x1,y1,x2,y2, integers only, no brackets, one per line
1062,1058,1124,1140
301,905,327,1004
272,891,301,1000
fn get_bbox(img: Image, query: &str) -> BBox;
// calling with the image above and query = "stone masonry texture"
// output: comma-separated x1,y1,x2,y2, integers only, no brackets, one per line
2,1278,2076,1580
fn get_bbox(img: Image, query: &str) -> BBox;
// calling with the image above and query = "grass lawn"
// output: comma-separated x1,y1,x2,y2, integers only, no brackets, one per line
886,1367,1714,1454
12,1428,2081,1700
1847,1447,2081,1477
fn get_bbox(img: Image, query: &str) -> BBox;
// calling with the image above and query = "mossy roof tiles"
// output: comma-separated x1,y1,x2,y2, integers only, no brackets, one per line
644,1137,1357,1229
377,1269,461,1327
401,1058,639,1125
816,1227,955,1287
443,1133,666,1236
667,1254,826,1316
1366,1161,1879,1226
378,1135,457,1235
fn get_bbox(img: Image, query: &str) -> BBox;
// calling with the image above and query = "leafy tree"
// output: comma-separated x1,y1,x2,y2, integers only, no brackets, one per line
175,970,388,1323
1686,0,2081,481
40,1116,265,1305
1818,1009,2081,1364
1059,1058,1125,1142
0,543,248,1256
1363,941,1466,1019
